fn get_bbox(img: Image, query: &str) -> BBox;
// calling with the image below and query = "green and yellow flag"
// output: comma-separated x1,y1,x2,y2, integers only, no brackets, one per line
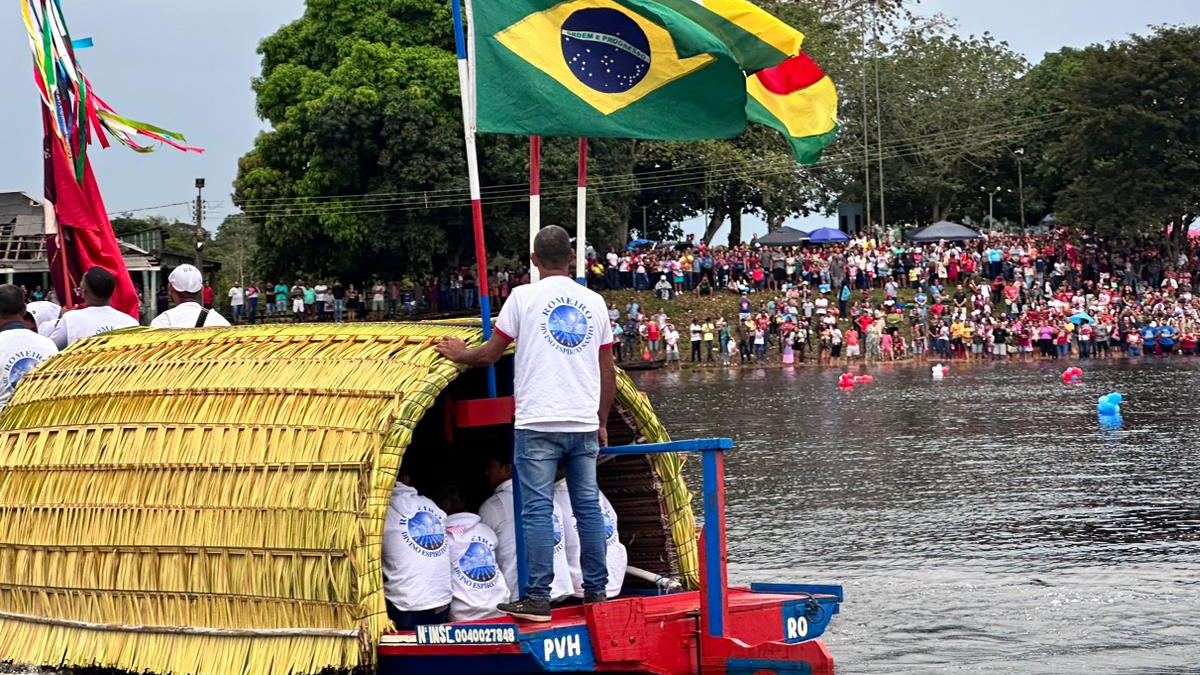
474,0,748,139
654,0,839,164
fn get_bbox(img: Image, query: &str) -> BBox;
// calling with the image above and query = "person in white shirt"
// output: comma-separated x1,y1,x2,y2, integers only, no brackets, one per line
228,284,244,324
436,225,614,622
434,485,510,622
49,267,140,349
27,300,61,338
478,454,573,603
150,265,231,329
314,282,330,321
554,476,627,599
382,467,452,629
0,285,58,411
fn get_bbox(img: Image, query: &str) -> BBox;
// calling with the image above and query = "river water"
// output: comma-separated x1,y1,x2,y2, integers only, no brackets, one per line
630,360,1200,675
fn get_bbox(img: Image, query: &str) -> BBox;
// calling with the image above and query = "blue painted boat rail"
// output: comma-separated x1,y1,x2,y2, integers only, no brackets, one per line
513,438,734,638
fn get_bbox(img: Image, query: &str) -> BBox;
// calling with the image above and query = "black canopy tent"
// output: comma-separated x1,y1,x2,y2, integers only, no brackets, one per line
904,220,984,242
757,226,809,246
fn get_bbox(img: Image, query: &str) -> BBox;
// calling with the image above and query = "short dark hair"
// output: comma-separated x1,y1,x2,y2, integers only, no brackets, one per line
0,285,25,317
534,225,573,269
82,266,116,300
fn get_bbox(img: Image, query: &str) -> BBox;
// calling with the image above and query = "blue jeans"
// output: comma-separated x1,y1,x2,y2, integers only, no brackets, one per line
334,299,345,322
514,429,607,600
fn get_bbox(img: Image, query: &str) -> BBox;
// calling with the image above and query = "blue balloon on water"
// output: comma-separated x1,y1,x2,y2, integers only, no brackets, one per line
1106,392,1124,406
1098,413,1123,431
1097,401,1119,416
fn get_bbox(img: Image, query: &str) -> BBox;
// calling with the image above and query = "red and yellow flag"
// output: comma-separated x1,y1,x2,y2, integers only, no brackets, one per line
747,51,839,165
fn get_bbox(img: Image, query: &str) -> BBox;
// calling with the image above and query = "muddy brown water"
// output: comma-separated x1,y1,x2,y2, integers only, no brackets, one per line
631,359,1200,675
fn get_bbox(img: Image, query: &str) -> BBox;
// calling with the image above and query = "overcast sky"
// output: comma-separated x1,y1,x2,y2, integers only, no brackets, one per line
0,1,1197,239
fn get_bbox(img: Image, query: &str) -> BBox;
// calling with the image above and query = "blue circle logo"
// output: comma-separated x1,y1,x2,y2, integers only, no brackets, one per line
407,511,445,552
458,541,498,583
7,357,39,389
548,304,590,349
603,508,616,540
553,512,565,548
561,8,651,94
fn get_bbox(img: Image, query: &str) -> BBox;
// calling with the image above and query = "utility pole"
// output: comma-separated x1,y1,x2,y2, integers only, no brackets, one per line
194,178,205,279
1015,147,1026,233
860,7,872,236
872,1,886,239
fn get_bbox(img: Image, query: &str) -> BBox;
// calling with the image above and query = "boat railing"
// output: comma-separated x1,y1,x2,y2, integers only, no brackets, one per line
513,438,734,638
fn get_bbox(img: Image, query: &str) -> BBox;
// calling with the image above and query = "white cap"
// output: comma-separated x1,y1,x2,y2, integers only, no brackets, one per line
169,265,203,293
26,301,61,327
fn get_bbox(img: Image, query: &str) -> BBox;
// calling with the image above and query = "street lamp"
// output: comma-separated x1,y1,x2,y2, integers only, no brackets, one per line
1014,147,1026,233
981,186,1011,230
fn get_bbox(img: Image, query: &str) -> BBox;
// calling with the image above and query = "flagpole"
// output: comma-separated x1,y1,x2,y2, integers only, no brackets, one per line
529,136,541,283
576,137,587,286
451,0,496,397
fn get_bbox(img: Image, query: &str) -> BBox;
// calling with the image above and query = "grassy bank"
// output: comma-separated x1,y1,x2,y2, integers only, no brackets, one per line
599,287,932,367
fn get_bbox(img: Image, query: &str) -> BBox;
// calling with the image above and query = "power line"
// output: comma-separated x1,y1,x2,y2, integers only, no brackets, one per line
240,116,1066,220
107,201,191,217
232,111,1067,212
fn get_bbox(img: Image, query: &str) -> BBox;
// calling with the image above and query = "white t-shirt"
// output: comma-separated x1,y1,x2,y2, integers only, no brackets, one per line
382,482,452,613
50,305,140,349
150,302,231,329
314,284,329,302
0,327,58,410
554,479,626,599
494,276,614,432
478,479,573,601
444,512,509,622
26,301,61,331
228,287,244,307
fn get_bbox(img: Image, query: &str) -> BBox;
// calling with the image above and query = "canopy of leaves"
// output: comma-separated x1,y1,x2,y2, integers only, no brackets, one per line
1043,26,1200,248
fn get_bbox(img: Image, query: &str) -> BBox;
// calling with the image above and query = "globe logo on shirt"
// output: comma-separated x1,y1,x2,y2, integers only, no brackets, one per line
547,304,590,349
406,511,446,553
553,512,565,551
602,507,616,542
458,541,498,583
6,356,41,391
561,8,651,94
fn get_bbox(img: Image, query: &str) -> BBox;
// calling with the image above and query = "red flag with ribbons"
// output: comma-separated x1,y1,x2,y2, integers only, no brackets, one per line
24,0,201,321
42,107,140,318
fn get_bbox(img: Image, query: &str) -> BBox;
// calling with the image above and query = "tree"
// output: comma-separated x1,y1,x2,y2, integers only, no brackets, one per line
1045,27,1200,253
208,215,258,288
234,0,638,281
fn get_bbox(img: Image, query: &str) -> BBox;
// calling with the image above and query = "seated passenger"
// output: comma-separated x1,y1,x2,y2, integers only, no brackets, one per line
478,453,573,602
382,468,451,629
555,473,627,599
49,267,140,349
434,486,510,622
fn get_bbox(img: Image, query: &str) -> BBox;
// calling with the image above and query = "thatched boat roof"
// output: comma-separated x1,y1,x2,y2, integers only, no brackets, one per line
0,323,696,675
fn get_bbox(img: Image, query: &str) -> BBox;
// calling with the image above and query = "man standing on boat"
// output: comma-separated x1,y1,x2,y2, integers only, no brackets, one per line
150,265,231,328
435,225,615,622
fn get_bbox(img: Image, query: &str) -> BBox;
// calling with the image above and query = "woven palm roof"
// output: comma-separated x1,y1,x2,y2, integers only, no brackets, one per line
0,323,696,675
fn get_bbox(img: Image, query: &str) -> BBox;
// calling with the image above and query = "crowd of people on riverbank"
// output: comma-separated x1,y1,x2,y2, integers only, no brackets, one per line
600,228,1200,367
192,225,1200,368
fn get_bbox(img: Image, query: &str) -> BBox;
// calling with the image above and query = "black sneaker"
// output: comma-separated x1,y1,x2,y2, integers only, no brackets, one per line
582,593,607,605
498,597,552,622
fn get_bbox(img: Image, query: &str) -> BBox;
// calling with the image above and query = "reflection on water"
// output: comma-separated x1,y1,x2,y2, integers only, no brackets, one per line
631,360,1200,675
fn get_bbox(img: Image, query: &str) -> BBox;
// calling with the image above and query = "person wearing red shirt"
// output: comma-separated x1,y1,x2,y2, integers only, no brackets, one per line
201,281,214,309
646,320,661,357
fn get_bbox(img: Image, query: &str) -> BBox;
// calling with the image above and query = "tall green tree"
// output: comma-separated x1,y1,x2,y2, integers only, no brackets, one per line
235,0,637,281
1046,26,1200,253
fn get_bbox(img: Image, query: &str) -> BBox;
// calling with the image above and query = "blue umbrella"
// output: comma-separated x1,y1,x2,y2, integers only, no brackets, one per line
1069,311,1095,324
626,239,656,251
807,227,850,244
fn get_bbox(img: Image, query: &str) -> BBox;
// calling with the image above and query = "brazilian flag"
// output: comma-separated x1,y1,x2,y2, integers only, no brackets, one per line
474,0,748,140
